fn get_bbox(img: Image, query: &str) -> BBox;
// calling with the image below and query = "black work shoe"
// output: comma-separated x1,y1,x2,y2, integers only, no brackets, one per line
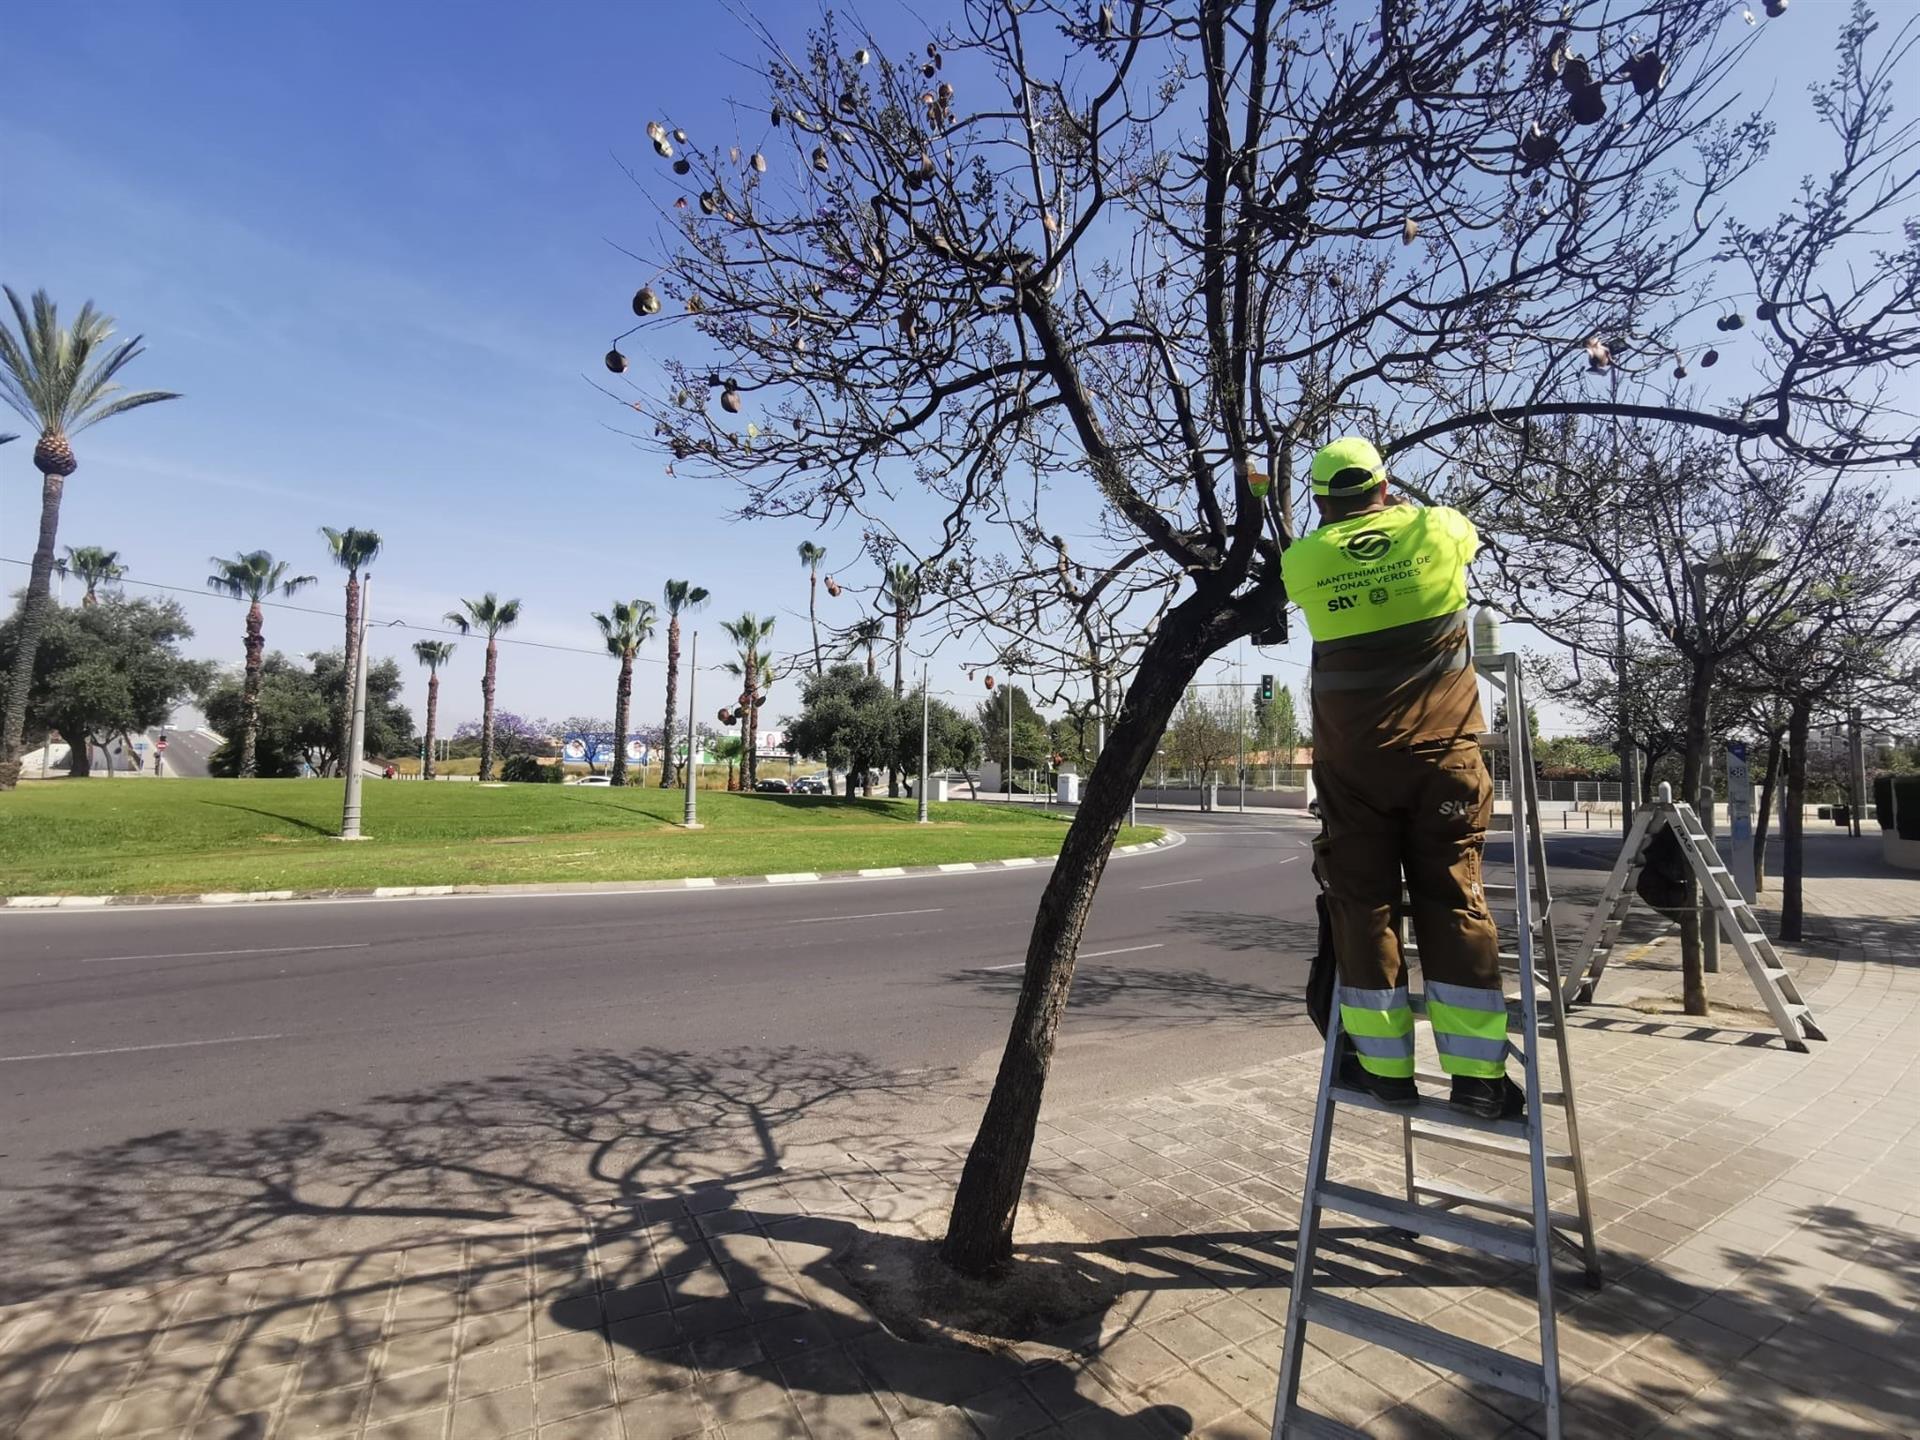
1450,1075,1527,1121
1339,1051,1418,1107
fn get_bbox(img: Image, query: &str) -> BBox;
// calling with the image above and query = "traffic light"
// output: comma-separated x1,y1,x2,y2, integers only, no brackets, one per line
1260,673,1275,703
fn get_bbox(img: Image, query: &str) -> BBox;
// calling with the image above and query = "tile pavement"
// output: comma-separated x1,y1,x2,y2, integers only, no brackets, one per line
0,870,1913,1439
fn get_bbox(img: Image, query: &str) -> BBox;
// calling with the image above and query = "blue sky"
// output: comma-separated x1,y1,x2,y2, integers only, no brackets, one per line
0,0,1890,740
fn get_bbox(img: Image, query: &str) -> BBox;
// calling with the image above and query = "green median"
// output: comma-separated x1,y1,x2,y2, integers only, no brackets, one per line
0,779,1161,897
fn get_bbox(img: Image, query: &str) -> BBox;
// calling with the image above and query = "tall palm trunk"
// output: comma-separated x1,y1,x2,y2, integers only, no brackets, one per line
479,639,499,781
889,606,907,797
239,600,266,778
611,653,634,786
943,589,1238,1275
81,586,99,608
338,571,361,775
743,649,759,790
0,467,66,790
661,618,682,788
809,572,822,675
423,673,440,780
865,641,876,678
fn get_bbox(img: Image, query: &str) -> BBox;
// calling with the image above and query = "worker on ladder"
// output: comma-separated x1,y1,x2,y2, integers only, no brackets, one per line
1280,436,1523,1120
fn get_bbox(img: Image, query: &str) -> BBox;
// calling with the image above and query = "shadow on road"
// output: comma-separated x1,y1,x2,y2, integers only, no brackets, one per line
953,959,1310,1029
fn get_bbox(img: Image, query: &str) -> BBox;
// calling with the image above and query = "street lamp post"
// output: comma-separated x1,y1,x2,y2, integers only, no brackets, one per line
683,632,702,829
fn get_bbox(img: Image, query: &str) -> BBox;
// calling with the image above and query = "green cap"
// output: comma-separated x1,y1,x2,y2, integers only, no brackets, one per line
1311,436,1386,497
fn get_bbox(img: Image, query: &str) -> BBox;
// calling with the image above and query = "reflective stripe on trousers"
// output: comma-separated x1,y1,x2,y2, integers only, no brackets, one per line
1426,980,1508,1079
1340,985,1414,1079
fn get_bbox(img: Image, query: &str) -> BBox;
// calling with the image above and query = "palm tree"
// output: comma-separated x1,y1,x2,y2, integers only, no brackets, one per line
413,640,455,780
0,288,179,789
659,579,710,788
444,593,521,781
842,615,886,678
61,546,127,605
883,563,922,795
720,612,776,790
798,541,828,676
593,598,657,786
711,735,745,794
206,552,317,777
320,527,383,774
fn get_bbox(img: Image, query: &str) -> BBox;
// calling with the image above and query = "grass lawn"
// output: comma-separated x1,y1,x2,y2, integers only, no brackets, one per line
0,779,1160,896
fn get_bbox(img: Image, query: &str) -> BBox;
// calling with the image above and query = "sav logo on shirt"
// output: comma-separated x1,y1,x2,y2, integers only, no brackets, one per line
1342,529,1393,563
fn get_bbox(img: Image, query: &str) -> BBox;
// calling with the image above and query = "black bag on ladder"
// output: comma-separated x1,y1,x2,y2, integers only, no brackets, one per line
1307,891,1336,1038
1635,823,1692,914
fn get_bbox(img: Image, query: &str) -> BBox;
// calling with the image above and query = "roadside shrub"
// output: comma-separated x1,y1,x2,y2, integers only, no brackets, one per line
501,754,561,784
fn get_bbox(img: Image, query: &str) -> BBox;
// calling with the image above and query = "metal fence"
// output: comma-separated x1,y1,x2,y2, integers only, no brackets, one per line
1490,778,1624,803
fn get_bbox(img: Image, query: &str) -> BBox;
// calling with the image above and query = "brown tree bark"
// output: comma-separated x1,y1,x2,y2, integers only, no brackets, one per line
942,589,1244,1274
239,601,265,778
889,604,907,798
423,673,440,780
0,470,67,791
1753,728,1784,892
479,639,499,781
661,618,681,788
743,647,760,790
337,571,361,776
611,653,633,786
1780,697,1812,942
1677,654,1717,1016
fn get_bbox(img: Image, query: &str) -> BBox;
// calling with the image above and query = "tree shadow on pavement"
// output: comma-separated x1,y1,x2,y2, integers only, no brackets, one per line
0,1045,951,1307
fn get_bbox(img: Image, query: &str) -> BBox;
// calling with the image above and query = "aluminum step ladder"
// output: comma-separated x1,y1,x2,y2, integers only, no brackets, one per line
1270,653,1597,1440
1562,784,1826,1052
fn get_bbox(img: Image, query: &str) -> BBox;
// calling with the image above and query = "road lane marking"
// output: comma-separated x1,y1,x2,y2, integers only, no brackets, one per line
978,941,1166,972
0,1033,287,1064
795,908,945,924
1140,878,1206,890
80,943,372,965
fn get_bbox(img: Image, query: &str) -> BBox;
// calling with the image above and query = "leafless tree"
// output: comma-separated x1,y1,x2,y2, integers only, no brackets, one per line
1730,493,1920,939
604,0,1920,1271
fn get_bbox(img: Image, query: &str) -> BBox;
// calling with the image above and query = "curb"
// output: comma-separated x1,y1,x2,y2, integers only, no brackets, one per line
0,830,1186,912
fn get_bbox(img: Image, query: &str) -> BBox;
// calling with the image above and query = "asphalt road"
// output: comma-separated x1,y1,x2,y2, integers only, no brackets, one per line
149,724,220,778
0,810,1357,1299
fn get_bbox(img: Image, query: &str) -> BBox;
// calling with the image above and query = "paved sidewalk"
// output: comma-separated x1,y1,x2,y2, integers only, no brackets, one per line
1,871,1913,1439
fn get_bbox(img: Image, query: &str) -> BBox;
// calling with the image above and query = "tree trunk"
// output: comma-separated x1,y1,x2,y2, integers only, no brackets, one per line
1753,727,1784,892
943,591,1239,1275
809,573,822,676
0,469,67,791
1676,655,1716,1017
889,609,905,797
423,673,440,780
611,653,633,786
338,571,361,775
1781,697,1812,942
661,618,682,788
239,601,265,778
67,732,93,777
479,639,499,781
865,644,875,679
743,648,759,790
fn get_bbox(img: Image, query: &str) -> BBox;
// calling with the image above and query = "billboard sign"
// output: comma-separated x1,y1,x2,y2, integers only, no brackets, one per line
562,733,649,768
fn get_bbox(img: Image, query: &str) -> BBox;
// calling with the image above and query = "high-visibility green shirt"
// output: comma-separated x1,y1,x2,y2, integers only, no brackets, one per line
1281,503,1479,643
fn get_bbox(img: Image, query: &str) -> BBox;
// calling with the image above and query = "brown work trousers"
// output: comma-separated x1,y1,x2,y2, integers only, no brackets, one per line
1311,737,1500,997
